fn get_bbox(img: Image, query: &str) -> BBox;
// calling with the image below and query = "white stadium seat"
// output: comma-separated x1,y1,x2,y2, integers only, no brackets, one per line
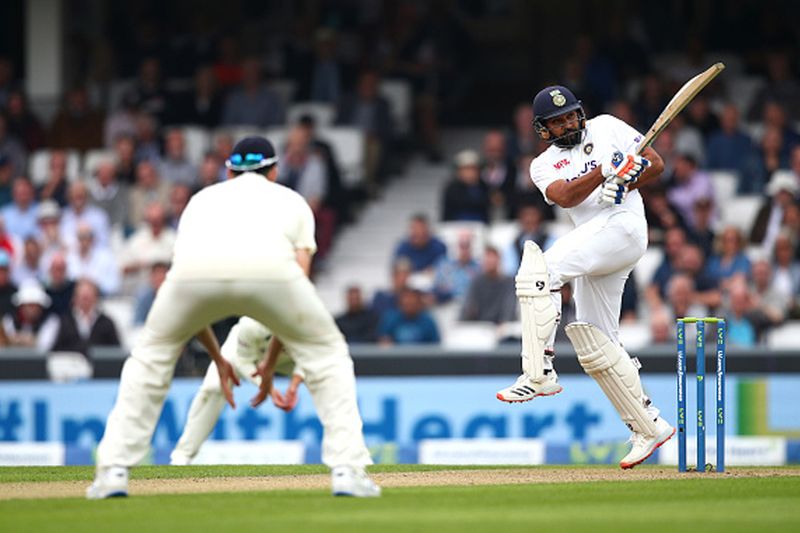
726,75,765,116
180,125,212,165
766,321,800,349
719,195,762,233
82,149,116,178
442,321,498,350
487,221,518,251
286,102,336,128
318,127,365,187
28,149,82,186
436,221,486,260
379,79,412,135
264,127,288,152
709,170,739,207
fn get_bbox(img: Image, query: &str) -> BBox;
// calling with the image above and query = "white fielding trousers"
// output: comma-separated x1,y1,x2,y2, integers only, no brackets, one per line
544,211,648,345
96,275,372,469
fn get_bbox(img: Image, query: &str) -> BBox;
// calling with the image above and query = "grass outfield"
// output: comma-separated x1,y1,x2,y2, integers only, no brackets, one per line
1,465,799,532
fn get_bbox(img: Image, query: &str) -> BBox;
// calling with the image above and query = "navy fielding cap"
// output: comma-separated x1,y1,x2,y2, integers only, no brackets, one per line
226,136,279,171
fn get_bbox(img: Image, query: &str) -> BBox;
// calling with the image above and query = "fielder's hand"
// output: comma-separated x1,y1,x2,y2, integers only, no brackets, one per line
250,358,275,408
602,151,650,185
599,179,629,205
271,374,303,412
216,358,241,409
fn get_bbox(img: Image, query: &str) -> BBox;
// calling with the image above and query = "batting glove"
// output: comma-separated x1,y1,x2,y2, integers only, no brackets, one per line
599,179,629,206
601,151,650,185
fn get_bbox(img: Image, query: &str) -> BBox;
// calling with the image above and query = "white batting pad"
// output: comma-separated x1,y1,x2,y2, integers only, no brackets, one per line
515,241,557,380
565,321,657,436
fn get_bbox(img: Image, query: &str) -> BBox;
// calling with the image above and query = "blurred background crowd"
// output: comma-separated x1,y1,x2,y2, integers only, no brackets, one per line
2,0,800,374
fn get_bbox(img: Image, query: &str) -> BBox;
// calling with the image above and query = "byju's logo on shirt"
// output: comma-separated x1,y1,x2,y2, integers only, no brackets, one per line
565,160,598,181
553,159,570,170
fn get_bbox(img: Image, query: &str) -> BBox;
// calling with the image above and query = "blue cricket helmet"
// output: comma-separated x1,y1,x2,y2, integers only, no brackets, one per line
532,85,586,148
226,136,279,172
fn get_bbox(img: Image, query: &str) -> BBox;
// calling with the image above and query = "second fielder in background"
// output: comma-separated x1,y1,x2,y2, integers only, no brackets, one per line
496,85,676,469
170,316,304,466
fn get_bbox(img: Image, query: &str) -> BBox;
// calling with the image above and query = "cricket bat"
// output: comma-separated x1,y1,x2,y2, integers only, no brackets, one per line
635,62,726,154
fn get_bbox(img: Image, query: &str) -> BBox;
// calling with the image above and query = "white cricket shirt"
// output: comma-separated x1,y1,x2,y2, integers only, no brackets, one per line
170,173,317,280
530,114,646,227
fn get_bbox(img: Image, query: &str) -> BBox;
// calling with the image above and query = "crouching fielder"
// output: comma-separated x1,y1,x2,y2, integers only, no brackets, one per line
496,86,675,469
170,316,304,466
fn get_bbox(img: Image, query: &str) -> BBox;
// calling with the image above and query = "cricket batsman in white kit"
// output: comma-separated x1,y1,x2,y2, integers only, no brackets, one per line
88,136,380,498
496,86,676,469
170,316,304,466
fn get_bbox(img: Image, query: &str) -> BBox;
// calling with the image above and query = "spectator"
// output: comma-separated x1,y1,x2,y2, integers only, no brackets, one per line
760,101,800,156
11,237,42,286
4,89,45,151
167,183,192,228
89,159,130,230
221,57,285,127
60,181,111,249
502,204,554,275
133,260,169,325
133,113,161,163
335,69,394,189
670,115,706,166
211,133,234,180
481,130,516,220
51,279,121,357
506,103,539,162
43,252,75,316
64,224,120,296
441,149,490,223
686,94,720,138
36,200,66,260
460,247,517,324
37,150,71,207
510,153,554,221
129,57,169,125
687,196,717,258
747,50,800,122
676,243,722,311
128,160,171,230
647,227,688,306
1,178,39,240
372,258,412,319
121,202,176,276
665,153,714,228
771,232,800,298
378,286,440,345
158,128,197,187
0,214,18,258
0,57,17,108
2,281,58,351
748,258,788,340
750,125,789,193
750,171,798,252
335,285,380,344
634,73,667,132
706,103,758,184
0,155,14,206
393,213,447,273
309,29,346,104
0,114,27,177
103,91,139,148
706,226,752,288
196,152,223,192
432,230,480,303
48,87,105,151
0,250,17,318
723,278,757,347
112,134,137,185
169,65,223,128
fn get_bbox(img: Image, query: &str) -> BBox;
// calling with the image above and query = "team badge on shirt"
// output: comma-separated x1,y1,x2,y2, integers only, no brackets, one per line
584,143,594,155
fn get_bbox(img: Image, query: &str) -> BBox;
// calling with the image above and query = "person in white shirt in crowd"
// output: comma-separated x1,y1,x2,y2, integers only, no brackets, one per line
64,223,120,295
60,180,111,250
1,177,39,240
35,200,67,267
11,236,43,286
2,280,59,351
158,128,197,188
128,160,171,230
167,183,192,229
121,202,176,278
89,158,130,231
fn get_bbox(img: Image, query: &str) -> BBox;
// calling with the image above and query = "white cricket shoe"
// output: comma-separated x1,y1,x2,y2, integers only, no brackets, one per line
169,451,192,466
331,466,381,497
496,370,563,403
619,416,676,469
86,466,129,499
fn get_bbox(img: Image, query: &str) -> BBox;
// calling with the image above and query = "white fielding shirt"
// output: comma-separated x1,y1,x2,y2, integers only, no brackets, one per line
222,316,297,376
530,114,646,227
169,173,317,280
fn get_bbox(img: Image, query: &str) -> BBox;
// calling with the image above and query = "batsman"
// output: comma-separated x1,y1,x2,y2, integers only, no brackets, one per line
496,85,675,469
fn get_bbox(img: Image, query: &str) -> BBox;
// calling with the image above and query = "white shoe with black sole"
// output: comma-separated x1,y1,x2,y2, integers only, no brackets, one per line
86,466,129,499
496,370,563,403
331,466,381,497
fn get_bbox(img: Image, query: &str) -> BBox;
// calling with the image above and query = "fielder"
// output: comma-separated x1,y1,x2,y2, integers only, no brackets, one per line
170,316,304,466
88,136,380,498
496,86,676,469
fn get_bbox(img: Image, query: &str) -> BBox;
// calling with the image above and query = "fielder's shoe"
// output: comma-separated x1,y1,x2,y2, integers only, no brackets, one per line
496,370,563,403
169,451,192,466
331,466,381,497
86,466,129,499
619,417,676,469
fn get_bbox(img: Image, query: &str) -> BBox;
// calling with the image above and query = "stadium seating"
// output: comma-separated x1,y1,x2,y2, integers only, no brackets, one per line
286,102,336,127
82,149,116,177
317,127,365,187
28,149,82,186
179,125,212,165
379,79,413,136
719,194,762,232
766,321,800,349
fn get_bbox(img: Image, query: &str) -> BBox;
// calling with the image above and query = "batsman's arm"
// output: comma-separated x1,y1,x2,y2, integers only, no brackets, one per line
545,167,606,208
627,146,664,191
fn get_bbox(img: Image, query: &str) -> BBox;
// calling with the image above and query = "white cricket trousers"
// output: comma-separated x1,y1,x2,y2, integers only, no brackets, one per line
96,275,372,469
544,210,648,344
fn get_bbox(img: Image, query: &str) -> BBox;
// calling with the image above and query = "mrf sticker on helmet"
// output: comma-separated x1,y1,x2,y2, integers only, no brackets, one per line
550,89,567,107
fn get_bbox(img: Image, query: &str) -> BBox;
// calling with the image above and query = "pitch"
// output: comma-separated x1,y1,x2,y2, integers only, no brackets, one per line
1,465,799,532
